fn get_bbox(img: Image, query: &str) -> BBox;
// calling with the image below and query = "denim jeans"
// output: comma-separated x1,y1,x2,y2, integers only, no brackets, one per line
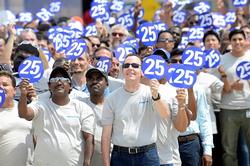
237,129,250,166
179,137,202,166
220,109,250,166
111,146,160,166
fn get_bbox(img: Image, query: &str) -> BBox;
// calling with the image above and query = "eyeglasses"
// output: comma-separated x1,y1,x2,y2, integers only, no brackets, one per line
122,63,141,69
112,32,125,37
94,56,111,61
49,77,70,83
157,38,175,43
170,59,182,64
92,43,100,48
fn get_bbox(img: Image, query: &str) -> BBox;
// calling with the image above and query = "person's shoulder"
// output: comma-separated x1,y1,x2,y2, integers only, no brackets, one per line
108,76,124,84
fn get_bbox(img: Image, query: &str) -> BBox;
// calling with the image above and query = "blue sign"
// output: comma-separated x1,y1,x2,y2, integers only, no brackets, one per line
154,21,168,32
212,13,226,29
84,23,98,37
225,11,236,25
203,49,221,68
117,13,134,30
114,44,136,63
233,0,248,7
90,3,107,19
0,87,5,107
17,12,33,22
173,10,187,25
123,37,139,50
141,55,168,80
36,8,53,22
110,0,124,12
95,56,111,72
187,26,204,41
182,46,205,70
198,13,213,29
136,22,158,46
178,34,189,49
41,48,52,62
167,64,197,88
49,1,62,13
236,61,250,80
18,56,44,83
194,1,211,15
65,39,87,60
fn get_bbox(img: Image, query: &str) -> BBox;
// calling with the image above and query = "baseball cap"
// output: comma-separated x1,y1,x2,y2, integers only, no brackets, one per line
49,66,72,83
16,40,39,56
86,67,108,82
153,48,171,62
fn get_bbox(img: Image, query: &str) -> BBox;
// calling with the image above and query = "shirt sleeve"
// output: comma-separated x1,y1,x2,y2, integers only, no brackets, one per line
101,96,114,126
80,103,95,135
197,90,213,156
28,100,41,120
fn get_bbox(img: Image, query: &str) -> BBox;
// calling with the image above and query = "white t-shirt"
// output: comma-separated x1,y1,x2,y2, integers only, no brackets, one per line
102,84,161,147
0,102,33,166
220,51,250,109
29,98,95,166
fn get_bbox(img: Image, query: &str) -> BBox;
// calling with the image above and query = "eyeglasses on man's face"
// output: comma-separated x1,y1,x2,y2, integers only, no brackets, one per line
170,59,182,64
49,77,70,83
157,38,175,43
112,32,125,37
122,63,141,69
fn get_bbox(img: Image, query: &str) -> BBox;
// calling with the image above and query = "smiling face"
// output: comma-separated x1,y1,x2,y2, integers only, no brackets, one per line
122,55,142,82
48,73,71,98
231,33,246,54
204,34,221,50
70,54,90,74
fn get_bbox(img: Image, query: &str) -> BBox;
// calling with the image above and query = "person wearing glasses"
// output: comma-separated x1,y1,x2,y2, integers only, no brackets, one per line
18,67,95,166
155,30,175,53
101,54,171,166
110,24,129,49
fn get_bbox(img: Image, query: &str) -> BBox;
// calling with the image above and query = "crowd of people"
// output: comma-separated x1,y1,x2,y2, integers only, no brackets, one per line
1,0,250,166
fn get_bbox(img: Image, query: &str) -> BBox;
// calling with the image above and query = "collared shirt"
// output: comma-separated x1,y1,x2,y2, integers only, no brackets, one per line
180,88,213,156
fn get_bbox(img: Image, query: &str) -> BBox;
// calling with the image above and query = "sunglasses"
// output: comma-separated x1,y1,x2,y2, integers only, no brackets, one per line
158,38,175,43
122,63,141,69
92,43,100,48
112,32,125,37
170,59,182,64
49,77,70,83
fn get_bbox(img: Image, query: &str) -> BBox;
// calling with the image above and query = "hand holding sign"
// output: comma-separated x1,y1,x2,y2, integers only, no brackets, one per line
18,56,44,83
167,64,197,88
236,61,250,80
142,55,168,80
203,49,220,68
0,87,6,108
182,46,205,70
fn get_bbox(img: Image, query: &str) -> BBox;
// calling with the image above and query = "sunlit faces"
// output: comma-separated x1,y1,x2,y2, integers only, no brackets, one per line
70,54,90,74
88,36,101,50
109,58,120,78
231,34,246,53
20,31,38,46
0,76,16,100
111,28,127,48
48,73,71,97
156,32,175,52
86,72,108,95
92,48,113,66
122,55,142,81
204,35,221,50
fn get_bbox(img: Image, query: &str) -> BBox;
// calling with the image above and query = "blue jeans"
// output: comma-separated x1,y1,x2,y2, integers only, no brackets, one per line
237,129,250,166
179,137,202,166
111,146,160,166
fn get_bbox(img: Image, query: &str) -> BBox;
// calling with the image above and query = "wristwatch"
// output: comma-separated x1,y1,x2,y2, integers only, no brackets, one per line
152,93,161,101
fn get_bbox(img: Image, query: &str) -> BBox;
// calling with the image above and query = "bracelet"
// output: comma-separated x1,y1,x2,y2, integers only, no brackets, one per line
152,93,161,101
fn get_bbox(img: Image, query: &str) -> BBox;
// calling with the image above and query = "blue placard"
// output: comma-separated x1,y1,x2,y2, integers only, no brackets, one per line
173,10,187,25
114,44,136,63
194,1,211,15
95,56,111,72
203,49,221,68
141,55,168,80
18,56,44,83
236,61,250,80
49,1,62,13
225,11,236,25
178,34,189,49
187,26,204,41
198,12,213,29
0,87,5,108
154,21,168,32
36,8,53,22
212,13,226,29
167,64,197,88
90,3,107,19
17,12,33,22
117,13,134,30
136,22,158,46
182,46,205,70
84,23,98,37
41,48,52,62
123,37,139,50
65,39,87,60
233,0,248,7
110,0,124,12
